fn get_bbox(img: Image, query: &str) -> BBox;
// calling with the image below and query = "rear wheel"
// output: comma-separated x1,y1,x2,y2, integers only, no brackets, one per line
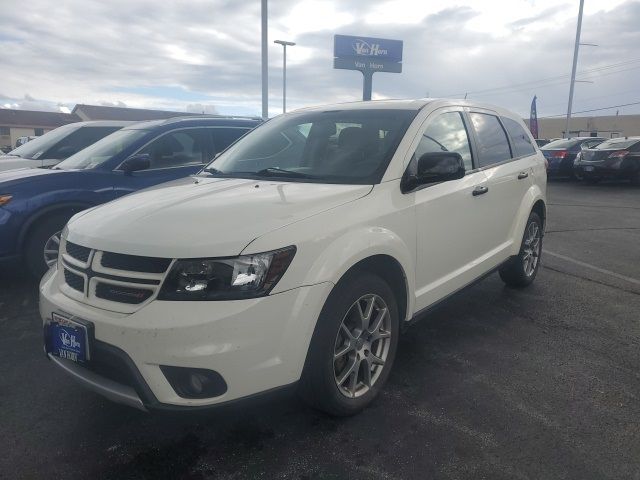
299,272,399,416
24,214,72,278
499,211,543,288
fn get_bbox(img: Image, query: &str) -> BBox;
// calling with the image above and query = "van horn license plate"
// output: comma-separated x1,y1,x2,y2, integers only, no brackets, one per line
584,166,595,172
47,313,90,363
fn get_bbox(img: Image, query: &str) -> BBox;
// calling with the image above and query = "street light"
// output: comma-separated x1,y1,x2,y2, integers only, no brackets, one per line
274,40,296,113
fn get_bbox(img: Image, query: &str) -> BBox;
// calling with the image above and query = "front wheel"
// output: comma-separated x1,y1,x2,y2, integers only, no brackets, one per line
299,272,399,416
499,211,543,288
24,214,71,278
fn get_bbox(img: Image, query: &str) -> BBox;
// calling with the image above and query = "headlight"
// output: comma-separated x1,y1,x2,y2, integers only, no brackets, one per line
0,194,12,207
158,246,296,301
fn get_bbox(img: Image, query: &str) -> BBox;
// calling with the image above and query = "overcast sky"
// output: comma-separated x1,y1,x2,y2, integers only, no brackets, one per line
0,0,638,118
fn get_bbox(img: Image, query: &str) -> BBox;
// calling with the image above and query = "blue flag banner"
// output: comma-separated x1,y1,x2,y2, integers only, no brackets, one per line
530,95,539,139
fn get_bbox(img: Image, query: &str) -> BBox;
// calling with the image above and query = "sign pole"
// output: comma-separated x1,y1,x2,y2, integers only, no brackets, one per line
362,71,373,101
261,0,268,120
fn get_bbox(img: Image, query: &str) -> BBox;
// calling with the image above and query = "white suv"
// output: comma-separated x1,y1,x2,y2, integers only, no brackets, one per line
40,99,546,415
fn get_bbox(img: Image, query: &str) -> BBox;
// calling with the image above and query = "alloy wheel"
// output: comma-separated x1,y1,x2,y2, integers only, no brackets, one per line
43,230,62,268
333,294,392,398
522,221,541,277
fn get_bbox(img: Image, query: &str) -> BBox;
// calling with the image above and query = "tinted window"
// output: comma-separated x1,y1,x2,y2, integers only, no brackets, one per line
594,139,640,150
210,127,251,154
139,129,209,169
57,129,149,170
469,113,512,167
541,139,581,150
413,112,473,171
206,109,415,185
45,126,123,159
501,117,535,157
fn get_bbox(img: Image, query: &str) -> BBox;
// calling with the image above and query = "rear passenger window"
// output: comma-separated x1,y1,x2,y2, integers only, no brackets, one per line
469,113,512,167
413,112,473,171
501,117,536,157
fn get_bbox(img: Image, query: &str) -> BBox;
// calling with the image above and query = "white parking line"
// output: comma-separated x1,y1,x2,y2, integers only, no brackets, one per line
543,250,640,286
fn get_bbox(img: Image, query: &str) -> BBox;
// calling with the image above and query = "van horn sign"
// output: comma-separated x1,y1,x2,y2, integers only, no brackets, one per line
333,34,403,100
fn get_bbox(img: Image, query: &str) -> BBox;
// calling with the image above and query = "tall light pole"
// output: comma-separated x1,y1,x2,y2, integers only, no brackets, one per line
565,0,585,138
261,0,268,119
274,40,295,113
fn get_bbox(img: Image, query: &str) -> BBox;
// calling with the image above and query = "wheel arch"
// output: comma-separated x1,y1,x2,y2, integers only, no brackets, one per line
509,186,546,256
18,202,93,250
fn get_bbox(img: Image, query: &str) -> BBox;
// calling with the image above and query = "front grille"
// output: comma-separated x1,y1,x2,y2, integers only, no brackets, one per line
101,252,171,273
95,282,153,304
63,268,84,293
65,241,91,263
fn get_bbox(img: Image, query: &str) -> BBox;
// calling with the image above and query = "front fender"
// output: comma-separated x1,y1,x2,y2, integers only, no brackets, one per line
246,223,416,321
509,183,546,256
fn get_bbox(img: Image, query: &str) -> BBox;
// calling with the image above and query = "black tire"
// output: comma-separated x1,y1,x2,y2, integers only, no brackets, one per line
24,213,72,278
499,211,543,288
299,271,400,416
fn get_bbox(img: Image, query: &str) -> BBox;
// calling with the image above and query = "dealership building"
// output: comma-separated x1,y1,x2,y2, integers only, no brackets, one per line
529,114,640,139
0,104,198,151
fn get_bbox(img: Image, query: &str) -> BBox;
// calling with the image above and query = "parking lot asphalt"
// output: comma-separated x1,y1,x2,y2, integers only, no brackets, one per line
1,180,639,480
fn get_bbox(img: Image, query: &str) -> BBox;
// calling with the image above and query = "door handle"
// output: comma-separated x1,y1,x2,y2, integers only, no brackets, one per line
517,172,529,179
472,185,489,196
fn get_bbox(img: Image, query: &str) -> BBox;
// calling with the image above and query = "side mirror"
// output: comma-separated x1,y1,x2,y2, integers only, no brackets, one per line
403,152,465,191
120,154,150,174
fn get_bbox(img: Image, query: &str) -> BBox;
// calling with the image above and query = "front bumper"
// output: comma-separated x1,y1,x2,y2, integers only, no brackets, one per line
40,268,333,409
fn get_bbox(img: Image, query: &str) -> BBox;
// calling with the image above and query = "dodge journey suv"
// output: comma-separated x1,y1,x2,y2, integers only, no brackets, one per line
40,99,547,416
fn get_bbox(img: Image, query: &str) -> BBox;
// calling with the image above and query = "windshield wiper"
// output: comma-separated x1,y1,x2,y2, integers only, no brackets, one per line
254,167,313,178
202,167,224,175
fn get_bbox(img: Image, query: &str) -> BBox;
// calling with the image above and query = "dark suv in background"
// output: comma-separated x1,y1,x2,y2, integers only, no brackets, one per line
541,137,605,178
574,137,640,184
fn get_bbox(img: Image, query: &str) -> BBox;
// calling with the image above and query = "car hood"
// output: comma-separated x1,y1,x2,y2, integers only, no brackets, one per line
67,176,373,258
0,157,40,172
0,165,62,186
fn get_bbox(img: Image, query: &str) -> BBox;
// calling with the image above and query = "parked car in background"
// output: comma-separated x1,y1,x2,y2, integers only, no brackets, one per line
535,139,551,147
0,116,261,277
15,136,36,148
541,137,605,178
0,121,130,172
39,99,547,415
574,137,640,184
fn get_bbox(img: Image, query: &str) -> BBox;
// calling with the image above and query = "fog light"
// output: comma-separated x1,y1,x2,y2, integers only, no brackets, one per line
160,366,228,399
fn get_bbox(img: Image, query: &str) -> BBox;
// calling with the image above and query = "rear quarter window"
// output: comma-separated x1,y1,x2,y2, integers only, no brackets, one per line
469,113,512,167
501,117,536,157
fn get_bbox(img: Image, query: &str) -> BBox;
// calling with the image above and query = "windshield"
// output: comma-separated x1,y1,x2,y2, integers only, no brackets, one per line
594,139,639,150
203,109,416,184
7,124,78,159
57,129,149,170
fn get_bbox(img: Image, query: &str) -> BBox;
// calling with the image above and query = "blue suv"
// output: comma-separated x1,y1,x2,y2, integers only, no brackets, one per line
0,116,261,277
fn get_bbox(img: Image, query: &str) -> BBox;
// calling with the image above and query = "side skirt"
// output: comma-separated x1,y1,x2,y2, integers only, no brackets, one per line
403,258,512,331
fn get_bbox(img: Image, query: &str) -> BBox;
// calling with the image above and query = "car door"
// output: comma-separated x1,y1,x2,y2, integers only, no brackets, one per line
466,111,536,260
410,108,494,311
112,127,213,197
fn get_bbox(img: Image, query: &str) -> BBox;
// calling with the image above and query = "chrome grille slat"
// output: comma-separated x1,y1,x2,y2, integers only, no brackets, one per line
60,245,172,309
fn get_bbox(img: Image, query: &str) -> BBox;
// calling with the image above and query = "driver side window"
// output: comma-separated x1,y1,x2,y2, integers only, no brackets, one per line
138,129,209,169
413,112,473,171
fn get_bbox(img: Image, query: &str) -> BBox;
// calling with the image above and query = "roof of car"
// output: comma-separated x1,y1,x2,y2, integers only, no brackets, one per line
290,98,523,116
68,120,134,127
123,115,263,130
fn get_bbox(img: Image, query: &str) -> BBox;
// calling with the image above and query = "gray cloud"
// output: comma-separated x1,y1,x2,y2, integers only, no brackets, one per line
0,0,638,118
